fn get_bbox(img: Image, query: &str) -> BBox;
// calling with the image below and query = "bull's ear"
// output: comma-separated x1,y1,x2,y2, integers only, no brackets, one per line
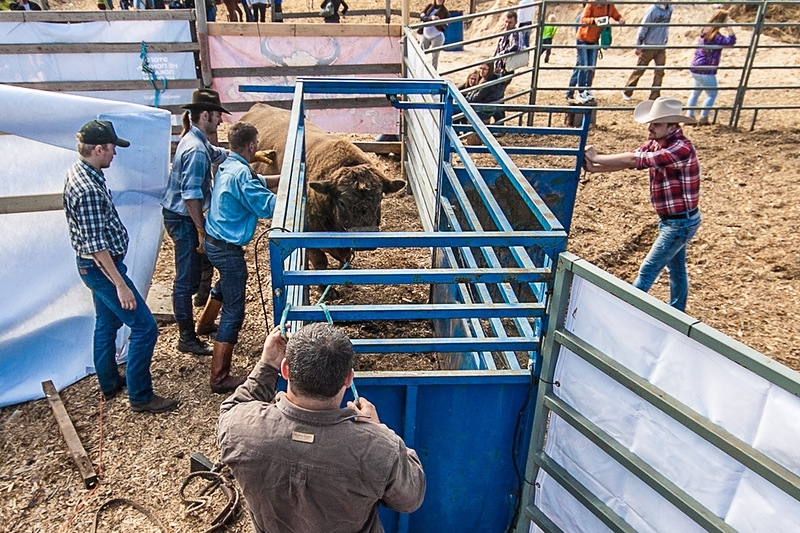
309,180,337,197
382,179,406,194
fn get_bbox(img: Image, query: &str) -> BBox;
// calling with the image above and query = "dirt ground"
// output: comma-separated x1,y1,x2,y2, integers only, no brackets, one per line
2,1,799,532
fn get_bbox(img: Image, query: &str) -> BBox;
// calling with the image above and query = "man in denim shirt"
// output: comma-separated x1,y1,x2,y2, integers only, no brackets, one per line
584,97,700,312
64,120,178,414
203,122,280,393
161,89,229,357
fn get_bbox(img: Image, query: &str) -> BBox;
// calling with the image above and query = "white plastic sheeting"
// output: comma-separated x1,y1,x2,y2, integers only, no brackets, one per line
0,85,171,407
532,276,800,532
0,20,196,107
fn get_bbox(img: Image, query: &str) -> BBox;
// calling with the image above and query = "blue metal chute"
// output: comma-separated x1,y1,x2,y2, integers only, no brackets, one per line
240,77,590,532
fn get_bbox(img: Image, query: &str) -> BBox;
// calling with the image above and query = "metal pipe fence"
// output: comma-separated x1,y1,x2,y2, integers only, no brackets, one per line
411,0,800,130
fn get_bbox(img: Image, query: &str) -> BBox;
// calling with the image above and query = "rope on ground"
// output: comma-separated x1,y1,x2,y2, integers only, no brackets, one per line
140,42,167,108
91,498,168,533
180,470,240,533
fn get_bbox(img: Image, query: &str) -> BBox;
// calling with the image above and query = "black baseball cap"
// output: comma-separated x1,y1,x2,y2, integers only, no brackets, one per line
78,120,130,148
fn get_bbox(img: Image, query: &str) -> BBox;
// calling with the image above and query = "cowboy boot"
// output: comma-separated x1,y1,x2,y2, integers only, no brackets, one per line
196,297,222,335
177,319,213,356
210,341,247,394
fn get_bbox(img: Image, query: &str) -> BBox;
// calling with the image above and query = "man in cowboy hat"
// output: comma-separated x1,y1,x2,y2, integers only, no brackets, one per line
583,96,701,312
65,120,178,413
161,88,230,357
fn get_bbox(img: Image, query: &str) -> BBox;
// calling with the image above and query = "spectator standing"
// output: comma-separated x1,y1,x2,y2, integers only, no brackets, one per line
583,97,700,312
161,89,229,357
203,122,280,394
686,9,736,125
567,0,624,104
539,14,558,63
517,0,537,48
10,0,42,9
218,323,426,533
565,7,584,101
494,10,524,74
419,0,450,70
240,0,254,21
63,120,178,414
321,0,348,23
272,0,282,21
622,0,673,102
251,0,269,22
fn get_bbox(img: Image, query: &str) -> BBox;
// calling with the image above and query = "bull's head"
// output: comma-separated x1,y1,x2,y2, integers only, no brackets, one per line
309,164,406,233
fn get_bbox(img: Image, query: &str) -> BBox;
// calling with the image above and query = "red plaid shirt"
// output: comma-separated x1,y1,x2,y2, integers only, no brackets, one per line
634,128,700,217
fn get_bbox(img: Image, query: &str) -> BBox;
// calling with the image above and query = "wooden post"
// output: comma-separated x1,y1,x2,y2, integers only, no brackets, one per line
195,0,213,88
402,0,409,26
469,0,476,15
42,381,98,490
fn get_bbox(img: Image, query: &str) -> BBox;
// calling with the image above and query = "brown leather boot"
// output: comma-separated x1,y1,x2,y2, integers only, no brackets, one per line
196,298,222,335
210,341,246,394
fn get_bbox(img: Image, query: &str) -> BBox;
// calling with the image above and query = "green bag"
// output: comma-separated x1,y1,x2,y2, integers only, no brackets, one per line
600,26,612,49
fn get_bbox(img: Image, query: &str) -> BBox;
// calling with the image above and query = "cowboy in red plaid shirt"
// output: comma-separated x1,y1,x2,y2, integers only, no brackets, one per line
583,97,701,312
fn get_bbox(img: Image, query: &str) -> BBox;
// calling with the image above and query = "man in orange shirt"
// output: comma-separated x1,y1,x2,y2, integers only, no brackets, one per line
567,0,624,104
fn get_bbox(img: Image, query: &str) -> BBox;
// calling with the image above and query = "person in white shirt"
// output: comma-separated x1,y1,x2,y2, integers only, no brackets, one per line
517,0,537,48
419,0,451,70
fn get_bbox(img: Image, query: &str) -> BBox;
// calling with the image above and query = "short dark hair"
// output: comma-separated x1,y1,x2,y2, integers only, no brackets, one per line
228,121,259,154
506,10,517,21
285,323,354,400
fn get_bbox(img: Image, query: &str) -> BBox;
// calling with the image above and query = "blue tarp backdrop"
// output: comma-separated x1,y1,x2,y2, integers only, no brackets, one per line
0,86,171,407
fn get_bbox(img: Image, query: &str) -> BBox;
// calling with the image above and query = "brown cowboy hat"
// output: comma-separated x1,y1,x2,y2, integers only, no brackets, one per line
180,88,230,114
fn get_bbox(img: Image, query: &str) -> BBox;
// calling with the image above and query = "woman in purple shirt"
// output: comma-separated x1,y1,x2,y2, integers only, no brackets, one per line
686,9,736,125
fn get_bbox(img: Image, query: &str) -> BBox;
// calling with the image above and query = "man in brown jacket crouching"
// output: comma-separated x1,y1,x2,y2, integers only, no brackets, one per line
217,323,426,533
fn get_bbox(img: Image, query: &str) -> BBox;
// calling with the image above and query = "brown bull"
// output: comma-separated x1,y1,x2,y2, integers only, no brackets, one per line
240,103,406,270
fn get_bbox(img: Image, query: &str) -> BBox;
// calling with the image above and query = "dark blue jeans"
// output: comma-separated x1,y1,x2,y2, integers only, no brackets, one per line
77,257,156,404
204,238,248,344
163,209,202,322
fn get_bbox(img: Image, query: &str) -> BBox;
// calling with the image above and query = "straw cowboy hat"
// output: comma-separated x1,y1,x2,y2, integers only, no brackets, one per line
633,97,696,125
180,88,230,114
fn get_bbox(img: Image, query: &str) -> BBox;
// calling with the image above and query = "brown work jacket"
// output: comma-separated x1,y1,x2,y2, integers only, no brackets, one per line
218,362,426,533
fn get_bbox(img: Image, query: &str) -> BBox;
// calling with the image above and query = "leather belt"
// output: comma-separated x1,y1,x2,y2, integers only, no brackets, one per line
660,208,699,221
205,234,242,251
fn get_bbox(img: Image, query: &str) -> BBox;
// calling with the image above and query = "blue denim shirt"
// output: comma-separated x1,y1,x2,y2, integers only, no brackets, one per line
161,125,227,216
205,152,277,246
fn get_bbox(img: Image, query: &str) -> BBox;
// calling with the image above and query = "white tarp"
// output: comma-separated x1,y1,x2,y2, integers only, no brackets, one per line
0,20,196,107
532,276,800,532
0,85,171,408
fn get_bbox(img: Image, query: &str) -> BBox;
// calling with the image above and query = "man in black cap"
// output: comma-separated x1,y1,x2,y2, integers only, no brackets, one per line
161,89,230,357
64,120,178,414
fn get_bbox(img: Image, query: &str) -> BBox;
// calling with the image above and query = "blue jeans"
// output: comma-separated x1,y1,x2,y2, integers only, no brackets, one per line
687,72,718,119
633,212,701,312
77,257,157,404
204,239,248,344
163,209,221,318
566,40,598,97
